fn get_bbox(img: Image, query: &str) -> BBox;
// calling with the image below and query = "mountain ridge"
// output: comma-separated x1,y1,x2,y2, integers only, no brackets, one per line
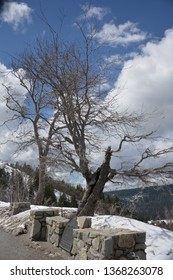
104,184,173,220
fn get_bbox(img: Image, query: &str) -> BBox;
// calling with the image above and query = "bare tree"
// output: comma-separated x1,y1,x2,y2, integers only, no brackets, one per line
27,25,173,216
2,20,173,213
1,51,64,204
7,169,28,202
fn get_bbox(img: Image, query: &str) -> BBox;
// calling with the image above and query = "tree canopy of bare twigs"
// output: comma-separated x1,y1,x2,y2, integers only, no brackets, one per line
1,18,173,214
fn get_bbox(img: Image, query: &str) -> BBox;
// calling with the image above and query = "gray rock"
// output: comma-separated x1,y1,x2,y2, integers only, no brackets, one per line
92,237,100,251
88,247,100,259
101,237,113,259
118,234,135,249
77,216,91,229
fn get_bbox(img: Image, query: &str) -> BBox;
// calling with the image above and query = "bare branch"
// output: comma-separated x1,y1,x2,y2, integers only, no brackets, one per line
133,146,173,170
112,132,154,154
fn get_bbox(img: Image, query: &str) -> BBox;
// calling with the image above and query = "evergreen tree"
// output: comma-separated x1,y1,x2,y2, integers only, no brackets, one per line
58,193,70,207
44,181,57,206
70,195,78,208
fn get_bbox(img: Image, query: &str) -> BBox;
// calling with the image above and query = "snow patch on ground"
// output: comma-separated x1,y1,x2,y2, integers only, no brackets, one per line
91,215,173,260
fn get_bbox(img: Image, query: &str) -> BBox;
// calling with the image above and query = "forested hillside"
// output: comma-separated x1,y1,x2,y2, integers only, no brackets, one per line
0,162,82,207
104,185,173,220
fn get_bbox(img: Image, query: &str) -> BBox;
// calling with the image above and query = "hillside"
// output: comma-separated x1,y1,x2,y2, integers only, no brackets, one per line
104,185,173,220
0,161,83,206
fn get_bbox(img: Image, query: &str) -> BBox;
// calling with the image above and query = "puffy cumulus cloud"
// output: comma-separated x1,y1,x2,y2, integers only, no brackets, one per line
0,63,23,122
0,1,32,30
95,21,147,46
0,63,20,159
109,28,173,138
80,3,109,20
96,28,173,180
0,63,38,164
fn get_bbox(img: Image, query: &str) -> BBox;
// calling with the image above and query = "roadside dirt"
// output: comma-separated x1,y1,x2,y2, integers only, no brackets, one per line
0,226,72,260
0,206,72,260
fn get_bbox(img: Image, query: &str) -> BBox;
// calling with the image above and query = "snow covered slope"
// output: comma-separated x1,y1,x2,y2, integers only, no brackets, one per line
92,215,173,260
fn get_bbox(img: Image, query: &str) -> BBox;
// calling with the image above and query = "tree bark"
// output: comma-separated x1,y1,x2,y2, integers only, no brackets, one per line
34,156,46,205
77,147,112,216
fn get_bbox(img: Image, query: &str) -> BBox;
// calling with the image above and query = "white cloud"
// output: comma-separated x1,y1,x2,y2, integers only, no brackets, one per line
95,21,147,46
104,54,123,65
0,63,38,164
104,28,173,171
110,28,173,135
0,1,32,30
80,3,109,20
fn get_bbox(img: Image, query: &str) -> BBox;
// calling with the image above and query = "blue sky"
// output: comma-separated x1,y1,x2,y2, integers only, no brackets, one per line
0,0,173,65
0,1,173,186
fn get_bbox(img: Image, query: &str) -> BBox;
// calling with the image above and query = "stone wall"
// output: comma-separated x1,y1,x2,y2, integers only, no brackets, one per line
29,208,76,241
29,211,146,260
30,208,59,241
71,228,146,260
9,202,30,215
46,216,69,247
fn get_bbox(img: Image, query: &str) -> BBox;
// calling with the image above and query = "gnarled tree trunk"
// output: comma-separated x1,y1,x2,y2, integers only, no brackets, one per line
77,147,112,216
34,156,46,205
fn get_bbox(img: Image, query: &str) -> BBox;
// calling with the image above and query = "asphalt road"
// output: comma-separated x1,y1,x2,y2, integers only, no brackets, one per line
0,227,67,260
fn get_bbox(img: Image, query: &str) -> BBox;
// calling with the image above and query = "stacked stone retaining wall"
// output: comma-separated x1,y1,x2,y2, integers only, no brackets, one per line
30,208,60,241
46,216,69,247
71,228,146,260
29,210,146,260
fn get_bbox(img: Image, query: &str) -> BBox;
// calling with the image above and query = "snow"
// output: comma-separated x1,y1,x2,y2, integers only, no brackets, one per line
0,161,17,174
91,215,173,260
0,201,173,260
0,201,10,207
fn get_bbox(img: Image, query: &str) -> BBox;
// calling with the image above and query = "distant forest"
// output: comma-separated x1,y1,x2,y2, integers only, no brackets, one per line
0,162,83,207
105,185,173,221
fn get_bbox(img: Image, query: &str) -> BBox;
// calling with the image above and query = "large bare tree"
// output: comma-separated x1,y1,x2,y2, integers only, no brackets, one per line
2,22,173,213
27,26,173,215
2,52,63,204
